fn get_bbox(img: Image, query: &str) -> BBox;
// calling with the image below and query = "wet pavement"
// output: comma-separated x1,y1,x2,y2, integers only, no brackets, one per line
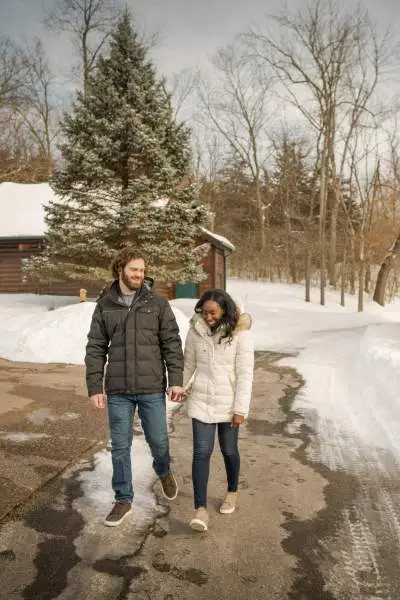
0,359,108,521
1,353,400,599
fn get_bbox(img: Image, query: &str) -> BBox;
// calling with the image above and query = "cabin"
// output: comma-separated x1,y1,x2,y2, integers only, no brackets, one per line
0,182,234,300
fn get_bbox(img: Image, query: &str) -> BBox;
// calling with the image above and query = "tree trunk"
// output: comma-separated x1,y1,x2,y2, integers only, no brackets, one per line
373,231,400,305
358,261,364,312
349,237,356,295
82,32,91,98
305,247,312,303
328,196,339,288
319,142,328,306
255,177,265,252
373,261,391,306
340,235,348,307
358,233,365,312
364,263,371,293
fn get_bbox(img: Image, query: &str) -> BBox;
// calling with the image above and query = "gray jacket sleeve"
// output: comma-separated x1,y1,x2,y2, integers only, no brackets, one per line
158,302,184,388
85,304,109,396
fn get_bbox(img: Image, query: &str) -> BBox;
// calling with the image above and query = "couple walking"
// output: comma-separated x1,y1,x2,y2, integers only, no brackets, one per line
85,247,254,532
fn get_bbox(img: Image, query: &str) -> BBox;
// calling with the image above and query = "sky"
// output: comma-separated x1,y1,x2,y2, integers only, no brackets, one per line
1,0,398,83
1,0,399,170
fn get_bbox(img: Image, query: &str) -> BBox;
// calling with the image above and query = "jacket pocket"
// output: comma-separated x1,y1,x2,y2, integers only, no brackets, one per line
136,307,159,330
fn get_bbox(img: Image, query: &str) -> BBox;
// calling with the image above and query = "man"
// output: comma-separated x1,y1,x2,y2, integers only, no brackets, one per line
85,247,185,527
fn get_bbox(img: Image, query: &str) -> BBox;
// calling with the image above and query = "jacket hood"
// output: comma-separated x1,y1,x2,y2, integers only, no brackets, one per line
190,309,252,336
144,276,154,289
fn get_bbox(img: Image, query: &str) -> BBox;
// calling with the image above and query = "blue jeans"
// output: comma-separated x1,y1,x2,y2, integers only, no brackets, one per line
192,418,240,509
107,393,170,503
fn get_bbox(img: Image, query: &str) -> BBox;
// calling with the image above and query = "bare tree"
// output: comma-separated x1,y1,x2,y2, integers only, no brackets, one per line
245,0,392,304
197,41,272,252
0,38,26,106
16,40,59,164
44,0,120,96
373,132,400,305
169,68,197,120
0,37,58,180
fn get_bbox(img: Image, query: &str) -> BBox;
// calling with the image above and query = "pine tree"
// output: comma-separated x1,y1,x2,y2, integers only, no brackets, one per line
25,11,208,286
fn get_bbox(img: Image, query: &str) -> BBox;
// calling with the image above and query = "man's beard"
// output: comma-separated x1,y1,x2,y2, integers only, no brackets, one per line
121,270,143,291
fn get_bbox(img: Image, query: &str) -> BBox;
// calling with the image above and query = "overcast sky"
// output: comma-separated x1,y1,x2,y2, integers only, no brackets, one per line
1,0,399,82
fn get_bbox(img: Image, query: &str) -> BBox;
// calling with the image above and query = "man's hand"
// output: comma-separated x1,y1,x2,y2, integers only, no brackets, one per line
168,386,186,402
231,414,245,428
91,393,105,409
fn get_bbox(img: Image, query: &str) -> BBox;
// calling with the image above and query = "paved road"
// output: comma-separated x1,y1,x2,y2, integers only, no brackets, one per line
1,352,399,599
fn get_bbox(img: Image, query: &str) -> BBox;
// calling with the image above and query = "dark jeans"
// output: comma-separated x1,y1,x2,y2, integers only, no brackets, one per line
192,418,240,509
107,393,170,503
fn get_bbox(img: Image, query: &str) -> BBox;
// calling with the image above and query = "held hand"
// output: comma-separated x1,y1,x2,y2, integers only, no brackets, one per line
231,414,245,428
91,393,105,409
167,386,186,402
176,390,188,403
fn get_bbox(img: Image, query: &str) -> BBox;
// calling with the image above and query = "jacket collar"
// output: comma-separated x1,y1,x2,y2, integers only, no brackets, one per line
101,279,153,306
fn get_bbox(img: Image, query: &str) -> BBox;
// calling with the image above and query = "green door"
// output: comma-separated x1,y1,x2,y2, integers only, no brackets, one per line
175,282,199,299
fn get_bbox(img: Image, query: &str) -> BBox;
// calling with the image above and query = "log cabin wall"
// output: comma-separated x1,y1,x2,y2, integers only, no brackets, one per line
0,236,230,300
0,239,99,296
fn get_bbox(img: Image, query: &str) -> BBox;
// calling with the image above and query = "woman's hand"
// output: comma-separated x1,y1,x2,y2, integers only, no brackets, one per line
168,389,187,403
231,414,245,428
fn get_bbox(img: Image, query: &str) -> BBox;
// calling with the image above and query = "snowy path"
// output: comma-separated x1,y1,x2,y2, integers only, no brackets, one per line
283,323,400,599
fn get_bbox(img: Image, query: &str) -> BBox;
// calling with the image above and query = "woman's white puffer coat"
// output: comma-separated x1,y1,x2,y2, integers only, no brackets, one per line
183,312,255,423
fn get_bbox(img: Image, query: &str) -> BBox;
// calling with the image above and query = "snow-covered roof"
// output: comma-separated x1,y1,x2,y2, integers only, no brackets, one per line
200,228,235,252
0,182,55,238
0,183,235,252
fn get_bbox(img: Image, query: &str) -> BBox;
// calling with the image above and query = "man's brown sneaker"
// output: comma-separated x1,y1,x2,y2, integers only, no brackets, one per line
104,501,132,527
160,472,178,500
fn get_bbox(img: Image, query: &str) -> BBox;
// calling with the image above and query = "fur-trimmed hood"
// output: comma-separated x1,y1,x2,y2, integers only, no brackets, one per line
190,310,252,337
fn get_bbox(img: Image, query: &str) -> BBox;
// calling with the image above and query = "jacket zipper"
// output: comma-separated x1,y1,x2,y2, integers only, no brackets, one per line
124,296,149,393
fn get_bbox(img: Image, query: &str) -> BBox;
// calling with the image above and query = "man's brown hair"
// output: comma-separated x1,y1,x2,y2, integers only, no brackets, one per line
110,247,145,280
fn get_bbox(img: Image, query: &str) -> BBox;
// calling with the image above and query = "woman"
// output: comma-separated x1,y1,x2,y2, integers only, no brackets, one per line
182,289,254,532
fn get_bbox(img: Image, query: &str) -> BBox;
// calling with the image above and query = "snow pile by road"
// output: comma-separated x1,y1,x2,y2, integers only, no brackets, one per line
0,294,189,364
227,279,400,466
228,279,400,352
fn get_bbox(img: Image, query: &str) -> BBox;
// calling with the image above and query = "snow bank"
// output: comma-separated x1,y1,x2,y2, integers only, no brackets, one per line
170,298,196,318
0,296,189,364
227,279,400,352
285,320,400,467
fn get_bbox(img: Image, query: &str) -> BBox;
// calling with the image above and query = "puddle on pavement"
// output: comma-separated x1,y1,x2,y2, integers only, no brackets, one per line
27,408,79,425
152,551,208,586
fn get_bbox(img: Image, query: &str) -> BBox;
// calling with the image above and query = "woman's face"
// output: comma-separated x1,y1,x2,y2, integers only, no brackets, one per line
201,300,224,326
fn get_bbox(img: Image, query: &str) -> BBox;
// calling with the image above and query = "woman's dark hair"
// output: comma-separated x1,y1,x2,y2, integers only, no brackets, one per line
195,289,239,343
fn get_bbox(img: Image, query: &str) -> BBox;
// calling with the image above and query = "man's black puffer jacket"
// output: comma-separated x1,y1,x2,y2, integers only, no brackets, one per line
85,279,183,396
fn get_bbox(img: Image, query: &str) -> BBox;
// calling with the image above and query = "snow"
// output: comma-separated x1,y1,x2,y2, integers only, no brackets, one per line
0,182,55,238
0,294,189,364
200,227,236,251
151,197,170,208
228,279,400,469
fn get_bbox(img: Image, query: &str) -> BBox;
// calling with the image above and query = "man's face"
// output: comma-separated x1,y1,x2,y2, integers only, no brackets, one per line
120,258,145,291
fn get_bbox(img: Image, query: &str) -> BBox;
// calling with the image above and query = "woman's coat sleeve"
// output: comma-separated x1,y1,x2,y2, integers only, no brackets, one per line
183,328,197,389
233,330,255,417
